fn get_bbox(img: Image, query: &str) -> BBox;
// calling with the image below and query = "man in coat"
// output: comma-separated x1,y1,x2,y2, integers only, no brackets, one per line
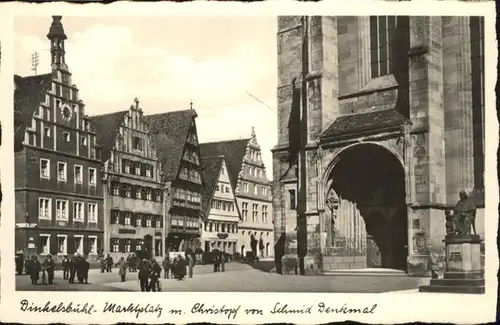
68,255,77,284
43,254,55,285
61,255,70,280
81,256,90,284
105,254,113,273
27,255,41,285
162,256,171,279
115,257,127,282
138,259,151,292
149,259,162,292
187,254,194,278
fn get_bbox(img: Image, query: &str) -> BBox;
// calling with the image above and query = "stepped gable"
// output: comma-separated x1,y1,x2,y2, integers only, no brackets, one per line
90,110,128,162
321,109,407,139
199,138,250,191
14,73,53,151
144,109,197,181
200,156,224,220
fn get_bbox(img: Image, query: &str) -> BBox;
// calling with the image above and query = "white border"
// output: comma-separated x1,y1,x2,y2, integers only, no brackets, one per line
0,1,498,324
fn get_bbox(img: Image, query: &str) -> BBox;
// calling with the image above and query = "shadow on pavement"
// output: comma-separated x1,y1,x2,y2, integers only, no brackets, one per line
238,260,276,273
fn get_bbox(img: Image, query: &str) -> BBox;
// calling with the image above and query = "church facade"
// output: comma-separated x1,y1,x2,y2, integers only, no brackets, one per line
272,16,485,276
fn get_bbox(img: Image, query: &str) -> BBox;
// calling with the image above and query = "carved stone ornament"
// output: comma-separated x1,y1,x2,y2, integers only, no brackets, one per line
445,191,477,236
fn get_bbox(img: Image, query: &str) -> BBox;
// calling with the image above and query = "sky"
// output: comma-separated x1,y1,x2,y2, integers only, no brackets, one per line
14,16,278,178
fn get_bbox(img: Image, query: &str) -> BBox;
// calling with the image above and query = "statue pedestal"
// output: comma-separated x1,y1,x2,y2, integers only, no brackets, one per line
281,254,299,275
419,234,484,294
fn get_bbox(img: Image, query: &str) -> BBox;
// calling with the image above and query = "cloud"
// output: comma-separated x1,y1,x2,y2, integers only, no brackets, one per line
14,20,278,176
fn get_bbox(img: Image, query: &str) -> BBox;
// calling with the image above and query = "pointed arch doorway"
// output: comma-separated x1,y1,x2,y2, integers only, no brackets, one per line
325,143,408,271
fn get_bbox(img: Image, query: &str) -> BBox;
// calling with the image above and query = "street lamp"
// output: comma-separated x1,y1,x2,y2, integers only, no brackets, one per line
24,212,30,257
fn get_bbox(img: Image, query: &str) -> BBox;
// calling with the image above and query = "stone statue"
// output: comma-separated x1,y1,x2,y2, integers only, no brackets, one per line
446,191,477,236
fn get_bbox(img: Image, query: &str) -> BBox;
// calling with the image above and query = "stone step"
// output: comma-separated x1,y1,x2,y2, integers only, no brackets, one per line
430,278,485,287
323,268,408,277
419,284,485,294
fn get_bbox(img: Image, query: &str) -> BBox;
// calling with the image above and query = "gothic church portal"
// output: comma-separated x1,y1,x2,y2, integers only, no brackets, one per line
272,16,485,276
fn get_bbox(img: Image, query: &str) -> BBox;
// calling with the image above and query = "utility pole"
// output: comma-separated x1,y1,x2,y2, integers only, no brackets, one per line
31,51,39,76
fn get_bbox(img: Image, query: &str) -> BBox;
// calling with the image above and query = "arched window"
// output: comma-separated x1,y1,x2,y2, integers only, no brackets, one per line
370,16,398,78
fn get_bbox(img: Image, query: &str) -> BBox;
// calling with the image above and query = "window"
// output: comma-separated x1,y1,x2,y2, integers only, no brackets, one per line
81,137,87,146
88,203,97,223
56,200,69,220
243,182,249,192
74,235,84,255
40,235,50,255
113,183,120,195
134,162,141,176
225,186,230,193
288,189,297,210
252,204,259,222
254,185,258,195
112,210,119,224
40,159,50,179
146,165,152,177
135,187,142,199
155,190,162,202
221,224,226,233
125,240,131,253
209,222,213,232
89,168,96,186
63,131,70,142
57,162,67,181
133,136,143,150
125,213,131,225
146,188,152,200
262,205,268,223
38,198,51,219
88,236,97,254
136,240,142,251
136,215,142,227
124,160,130,173
57,235,67,255
111,239,119,253
73,202,84,222
146,217,152,227
242,202,248,221
156,217,162,228
263,187,268,196
370,16,398,78
125,185,131,198
44,126,51,138
74,165,82,183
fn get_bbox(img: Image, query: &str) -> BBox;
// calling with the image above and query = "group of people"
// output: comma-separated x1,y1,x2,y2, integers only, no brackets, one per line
25,254,90,285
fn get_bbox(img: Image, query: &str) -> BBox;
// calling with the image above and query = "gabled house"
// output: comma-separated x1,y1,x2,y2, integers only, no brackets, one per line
145,109,204,252
200,127,274,259
91,99,164,260
200,156,241,255
14,16,104,262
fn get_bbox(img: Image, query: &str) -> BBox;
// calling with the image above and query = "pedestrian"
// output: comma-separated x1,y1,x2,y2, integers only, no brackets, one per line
220,253,226,272
162,256,171,279
138,259,151,292
213,251,219,272
99,255,106,273
126,254,132,272
187,254,194,278
81,256,90,284
174,255,187,280
105,254,113,273
76,255,84,284
43,255,55,284
61,255,69,280
28,256,41,285
149,259,162,292
68,255,77,283
115,257,127,282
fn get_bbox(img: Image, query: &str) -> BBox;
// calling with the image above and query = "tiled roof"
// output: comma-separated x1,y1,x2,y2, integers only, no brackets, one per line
200,156,223,219
199,139,249,191
14,73,53,151
321,109,406,139
144,110,197,181
90,110,128,162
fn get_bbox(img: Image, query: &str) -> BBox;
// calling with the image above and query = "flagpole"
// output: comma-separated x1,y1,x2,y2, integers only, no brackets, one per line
297,15,309,275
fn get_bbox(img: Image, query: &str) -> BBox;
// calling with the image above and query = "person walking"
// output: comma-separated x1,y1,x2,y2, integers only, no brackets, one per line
162,256,171,279
213,251,219,272
27,256,41,285
68,255,77,283
61,255,69,280
105,254,113,273
220,253,226,272
138,259,151,292
99,255,106,273
81,256,90,284
115,257,127,282
149,259,162,292
174,255,187,280
43,255,55,284
187,254,194,278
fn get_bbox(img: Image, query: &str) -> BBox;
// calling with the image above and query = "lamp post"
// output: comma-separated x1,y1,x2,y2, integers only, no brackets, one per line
24,212,30,257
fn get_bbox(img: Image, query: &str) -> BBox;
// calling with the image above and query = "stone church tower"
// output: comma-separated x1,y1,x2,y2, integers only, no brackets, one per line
272,16,485,276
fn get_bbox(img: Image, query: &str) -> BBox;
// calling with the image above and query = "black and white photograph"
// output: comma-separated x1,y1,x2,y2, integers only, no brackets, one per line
12,14,490,295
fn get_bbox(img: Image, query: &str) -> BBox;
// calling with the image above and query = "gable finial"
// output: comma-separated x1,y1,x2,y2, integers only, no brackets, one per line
251,126,256,139
190,99,193,110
